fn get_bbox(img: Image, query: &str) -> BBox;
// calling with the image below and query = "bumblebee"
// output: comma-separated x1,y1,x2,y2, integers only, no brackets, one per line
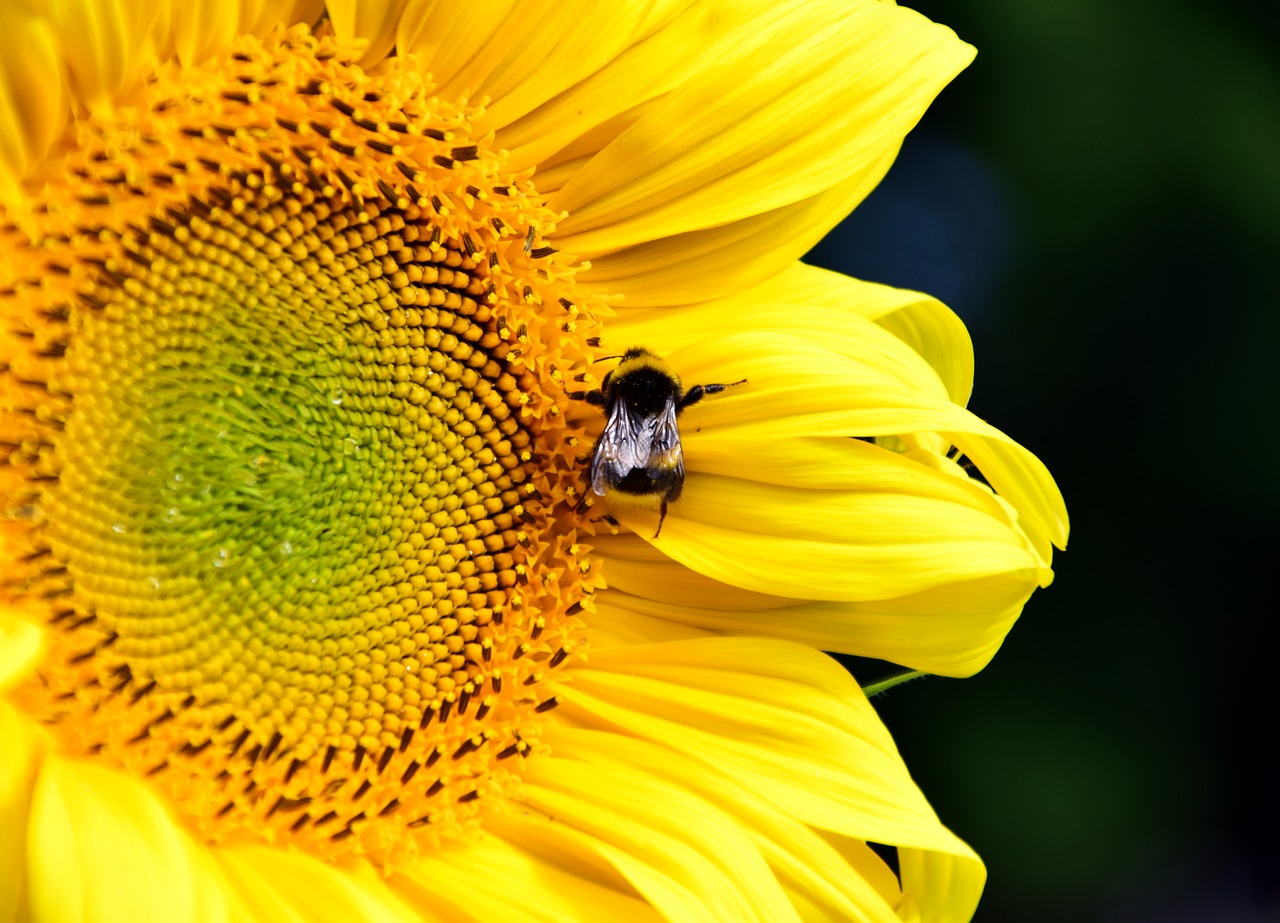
578,347,744,537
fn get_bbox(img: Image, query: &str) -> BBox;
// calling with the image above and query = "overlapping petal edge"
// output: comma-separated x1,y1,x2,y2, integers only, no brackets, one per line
0,1,1066,921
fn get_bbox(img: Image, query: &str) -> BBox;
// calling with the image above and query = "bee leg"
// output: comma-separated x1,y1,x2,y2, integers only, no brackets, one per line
566,388,605,405
589,513,621,534
679,377,747,410
567,370,613,406
653,499,669,539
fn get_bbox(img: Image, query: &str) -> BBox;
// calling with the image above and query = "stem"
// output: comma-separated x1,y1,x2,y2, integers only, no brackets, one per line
861,669,929,697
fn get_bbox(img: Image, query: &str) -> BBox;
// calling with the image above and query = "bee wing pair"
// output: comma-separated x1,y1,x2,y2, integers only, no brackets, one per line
588,394,683,499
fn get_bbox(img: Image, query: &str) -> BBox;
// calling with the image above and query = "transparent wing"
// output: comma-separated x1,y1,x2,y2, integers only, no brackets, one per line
646,400,684,479
589,398,654,495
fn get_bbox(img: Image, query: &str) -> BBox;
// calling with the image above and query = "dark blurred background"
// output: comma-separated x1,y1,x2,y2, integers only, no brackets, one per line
808,3,1279,920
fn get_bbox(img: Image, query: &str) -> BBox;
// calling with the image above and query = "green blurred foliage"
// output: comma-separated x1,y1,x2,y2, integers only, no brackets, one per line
813,3,1280,919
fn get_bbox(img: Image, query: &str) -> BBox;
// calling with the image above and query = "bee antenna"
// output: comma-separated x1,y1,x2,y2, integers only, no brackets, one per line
593,346,652,364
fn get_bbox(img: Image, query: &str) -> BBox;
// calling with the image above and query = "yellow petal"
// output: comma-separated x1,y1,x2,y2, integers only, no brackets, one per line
0,5,68,200
155,0,316,68
593,567,1034,677
815,830,906,918
607,465,1042,601
217,847,421,923
608,302,953,402
37,0,162,113
0,704,47,921
327,0,412,67
589,596,715,649
549,1,974,254
240,0,327,37
519,755,801,923
696,263,977,406
0,610,41,689
899,846,987,923
26,758,230,921
395,828,663,922
395,0,520,93
545,727,904,923
579,168,895,303
161,0,241,67
398,0,664,146
558,638,985,917
667,330,1068,551
489,0,816,170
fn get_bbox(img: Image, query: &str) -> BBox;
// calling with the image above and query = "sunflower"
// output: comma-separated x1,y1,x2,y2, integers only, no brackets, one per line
0,1,1066,920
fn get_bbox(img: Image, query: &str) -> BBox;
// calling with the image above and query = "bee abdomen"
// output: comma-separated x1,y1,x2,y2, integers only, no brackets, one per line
610,468,683,501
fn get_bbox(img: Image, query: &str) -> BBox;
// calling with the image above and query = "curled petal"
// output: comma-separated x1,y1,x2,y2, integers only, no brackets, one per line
665,329,1068,552
697,262,977,406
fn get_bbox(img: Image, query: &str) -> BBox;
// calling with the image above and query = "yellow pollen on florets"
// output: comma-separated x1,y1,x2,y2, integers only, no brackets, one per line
0,26,604,866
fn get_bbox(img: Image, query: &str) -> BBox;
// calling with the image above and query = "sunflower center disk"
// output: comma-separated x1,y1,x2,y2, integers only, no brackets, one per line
2,31,598,860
